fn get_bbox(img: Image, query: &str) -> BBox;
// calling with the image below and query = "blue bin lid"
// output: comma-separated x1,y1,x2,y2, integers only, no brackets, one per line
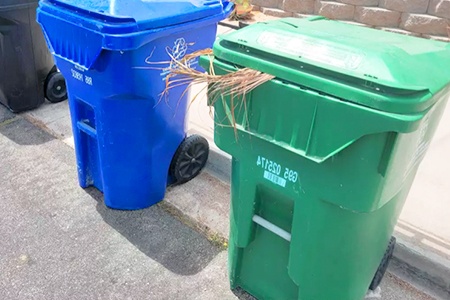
44,0,229,34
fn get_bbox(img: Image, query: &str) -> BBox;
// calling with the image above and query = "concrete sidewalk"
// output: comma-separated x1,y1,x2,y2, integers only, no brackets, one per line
0,104,437,300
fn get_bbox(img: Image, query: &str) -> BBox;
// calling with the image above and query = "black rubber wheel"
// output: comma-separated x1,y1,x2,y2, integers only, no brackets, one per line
45,72,68,103
170,135,209,184
369,236,396,291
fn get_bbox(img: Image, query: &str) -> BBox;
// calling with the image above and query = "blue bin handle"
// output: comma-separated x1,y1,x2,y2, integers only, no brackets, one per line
222,1,235,16
37,9,104,70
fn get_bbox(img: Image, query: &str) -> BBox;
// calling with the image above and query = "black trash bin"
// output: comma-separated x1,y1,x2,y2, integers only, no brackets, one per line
0,0,67,113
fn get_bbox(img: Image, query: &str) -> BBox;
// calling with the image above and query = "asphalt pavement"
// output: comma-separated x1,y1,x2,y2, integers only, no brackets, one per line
0,103,440,299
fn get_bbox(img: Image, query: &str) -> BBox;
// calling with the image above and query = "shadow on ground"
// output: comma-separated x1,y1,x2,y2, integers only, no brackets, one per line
0,117,54,145
232,287,257,300
86,187,222,276
0,104,15,123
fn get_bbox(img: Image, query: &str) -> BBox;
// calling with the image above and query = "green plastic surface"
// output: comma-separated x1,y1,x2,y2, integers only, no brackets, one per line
201,18,450,300
213,17,450,114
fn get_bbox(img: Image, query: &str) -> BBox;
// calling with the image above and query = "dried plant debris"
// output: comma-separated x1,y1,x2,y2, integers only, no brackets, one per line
162,48,274,133
138,48,274,136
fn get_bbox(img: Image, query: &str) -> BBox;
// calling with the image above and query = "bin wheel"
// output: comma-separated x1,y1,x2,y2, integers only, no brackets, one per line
170,134,209,184
45,72,68,103
369,236,396,291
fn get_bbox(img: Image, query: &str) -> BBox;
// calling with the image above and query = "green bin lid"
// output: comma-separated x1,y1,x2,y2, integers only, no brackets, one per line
212,17,450,114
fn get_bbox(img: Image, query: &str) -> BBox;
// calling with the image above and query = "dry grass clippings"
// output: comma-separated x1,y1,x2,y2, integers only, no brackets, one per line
161,49,274,134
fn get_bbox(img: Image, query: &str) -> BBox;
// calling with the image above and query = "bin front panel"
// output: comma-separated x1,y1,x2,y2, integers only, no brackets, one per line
37,0,232,209
208,54,449,299
222,116,433,299
227,147,414,299
49,23,218,209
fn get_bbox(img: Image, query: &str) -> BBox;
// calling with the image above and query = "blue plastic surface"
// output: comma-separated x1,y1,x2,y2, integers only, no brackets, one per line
38,0,233,69
44,0,229,33
37,0,232,210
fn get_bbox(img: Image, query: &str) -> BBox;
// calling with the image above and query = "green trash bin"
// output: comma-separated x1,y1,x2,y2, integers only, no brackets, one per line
200,17,450,300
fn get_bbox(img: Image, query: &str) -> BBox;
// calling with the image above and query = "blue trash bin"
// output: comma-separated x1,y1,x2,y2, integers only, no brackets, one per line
37,0,233,210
